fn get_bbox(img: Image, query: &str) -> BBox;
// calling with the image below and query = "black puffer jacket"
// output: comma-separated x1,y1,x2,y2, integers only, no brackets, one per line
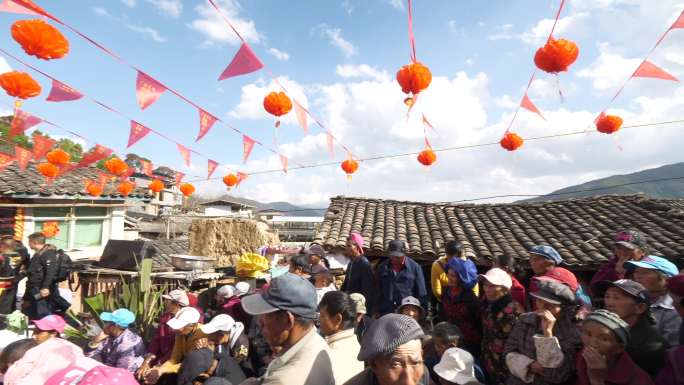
25,246,59,291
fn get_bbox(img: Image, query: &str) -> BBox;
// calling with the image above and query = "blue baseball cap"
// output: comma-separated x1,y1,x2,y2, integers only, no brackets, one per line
529,245,563,265
100,308,136,328
624,255,678,278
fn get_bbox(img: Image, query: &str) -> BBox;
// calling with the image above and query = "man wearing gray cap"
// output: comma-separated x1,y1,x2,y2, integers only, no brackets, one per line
344,314,431,385
239,273,334,385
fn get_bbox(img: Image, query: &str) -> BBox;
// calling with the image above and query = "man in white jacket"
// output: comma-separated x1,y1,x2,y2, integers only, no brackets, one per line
318,291,364,384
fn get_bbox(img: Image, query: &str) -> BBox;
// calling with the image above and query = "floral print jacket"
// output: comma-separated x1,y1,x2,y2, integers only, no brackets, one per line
481,295,524,385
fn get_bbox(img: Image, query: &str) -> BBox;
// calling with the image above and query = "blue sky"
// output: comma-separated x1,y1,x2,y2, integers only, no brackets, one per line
1,0,683,205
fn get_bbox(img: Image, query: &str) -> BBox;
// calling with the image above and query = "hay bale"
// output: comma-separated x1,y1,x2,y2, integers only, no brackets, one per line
189,218,279,267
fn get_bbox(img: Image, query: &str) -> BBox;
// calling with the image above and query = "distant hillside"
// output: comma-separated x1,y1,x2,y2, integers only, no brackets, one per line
521,162,684,203
214,194,326,216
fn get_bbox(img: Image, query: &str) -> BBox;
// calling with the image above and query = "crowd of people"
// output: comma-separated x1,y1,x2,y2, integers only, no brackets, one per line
0,229,683,385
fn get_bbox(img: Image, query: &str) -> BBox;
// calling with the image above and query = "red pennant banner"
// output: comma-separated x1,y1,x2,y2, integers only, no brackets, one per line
32,133,57,160
326,131,334,158
196,109,218,142
670,9,684,30
294,101,308,134
119,166,136,181
207,159,218,179
520,93,545,120
46,79,83,102
14,145,31,171
632,60,679,82
77,144,113,168
175,172,185,187
136,71,167,110
128,121,152,148
236,171,247,185
97,172,108,188
140,160,153,177
243,135,256,163
280,155,288,174
177,144,191,167
218,42,264,81
10,110,41,138
0,152,14,171
8,0,55,20
0,0,38,15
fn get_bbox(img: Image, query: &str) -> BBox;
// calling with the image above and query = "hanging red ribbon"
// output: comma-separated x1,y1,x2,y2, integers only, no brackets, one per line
406,0,417,63
279,154,288,174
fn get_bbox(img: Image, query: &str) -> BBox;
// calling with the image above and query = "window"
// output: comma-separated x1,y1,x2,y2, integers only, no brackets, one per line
34,207,109,250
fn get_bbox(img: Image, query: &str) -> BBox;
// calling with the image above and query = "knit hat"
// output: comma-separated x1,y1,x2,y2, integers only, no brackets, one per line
447,258,478,290
584,309,631,346
529,245,563,265
358,314,424,362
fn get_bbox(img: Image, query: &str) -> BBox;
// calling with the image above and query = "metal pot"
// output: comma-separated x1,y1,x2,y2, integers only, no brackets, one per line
169,254,216,271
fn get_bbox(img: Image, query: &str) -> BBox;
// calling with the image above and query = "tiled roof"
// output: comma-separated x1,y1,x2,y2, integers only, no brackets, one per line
0,162,152,200
313,194,684,268
147,238,189,271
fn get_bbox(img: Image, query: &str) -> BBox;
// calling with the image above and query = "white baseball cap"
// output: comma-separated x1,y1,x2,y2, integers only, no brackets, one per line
478,267,512,289
434,348,478,385
162,289,190,307
166,307,200,330
235,282,250,296
200,314,236,335
216,285,236,299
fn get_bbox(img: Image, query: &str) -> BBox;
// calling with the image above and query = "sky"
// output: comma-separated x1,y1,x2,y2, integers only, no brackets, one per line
1,0,684,208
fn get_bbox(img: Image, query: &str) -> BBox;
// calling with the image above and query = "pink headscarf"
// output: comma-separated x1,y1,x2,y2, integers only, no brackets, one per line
349,232,364,253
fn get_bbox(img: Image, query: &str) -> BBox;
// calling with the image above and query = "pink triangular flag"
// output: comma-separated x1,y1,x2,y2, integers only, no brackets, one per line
632,60,679,81
520,93,545,120
136,71,167,110
177,144,191,167
8,0,54,19
140,160,153,177
236,171,247,185
14,145,31,171
77,145,112,168
670,9,684,29
175,171,185,187
10,110,41,137
128,121,152,148
326,131,334,158
218,42,264,81
243,135,256,163
46,79,83,102
207,159,218,179
294,101,308,134
32,133,56,160
196,109,218,142
279,154,288,174
0,0,38,14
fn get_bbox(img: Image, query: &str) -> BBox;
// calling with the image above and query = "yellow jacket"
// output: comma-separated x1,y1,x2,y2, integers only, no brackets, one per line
431,256,478,302
159,325,208,374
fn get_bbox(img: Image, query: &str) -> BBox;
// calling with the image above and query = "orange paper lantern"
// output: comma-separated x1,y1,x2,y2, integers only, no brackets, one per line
85,182,103,197
37,162,59,178
180,183,195,197
117,181,135,197
417,149,437,166
263,92,293,127
534,38,579,74
0,71,41,99
396,62,432,105
11,19,69,60
341,159,359,179
596,114,623,134
45,148,70,166
148,179,164,193
41,221,60,238
223,174,238,188
500,132,524,151
104,157,128,176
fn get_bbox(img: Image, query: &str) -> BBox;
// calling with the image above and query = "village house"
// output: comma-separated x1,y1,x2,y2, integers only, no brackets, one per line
200,198,255,218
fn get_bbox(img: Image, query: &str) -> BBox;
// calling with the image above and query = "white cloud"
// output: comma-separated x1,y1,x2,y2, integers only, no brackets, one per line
190,0,260,46
229,77,310,127
576,49,642,91
266,47,290,61
126,25,167,43
146,0,182,18
121,0,136,7
0,58,11,74
341,0,354,15
317,24,357,57
335,64,389,82
465,58,474,66
387,0,404,10
92,7,110,17
494,94,517,109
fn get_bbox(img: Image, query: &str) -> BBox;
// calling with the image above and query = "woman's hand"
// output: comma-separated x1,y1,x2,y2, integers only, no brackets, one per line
582,347,608,370
536,310,557,338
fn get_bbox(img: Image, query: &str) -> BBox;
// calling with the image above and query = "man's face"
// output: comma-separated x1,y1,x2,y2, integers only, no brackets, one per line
210,331,230,345
529,254,554,275
102,322,115,336
633,268,666,293
581,321,624,357
32,330,54,344
399,305,421,322
390,255,405,267
28,239,42,252
371,339,424,385
318,305,338,337
309,254,322,265
614,244,645,262
603,287,643,323
258,311,291,350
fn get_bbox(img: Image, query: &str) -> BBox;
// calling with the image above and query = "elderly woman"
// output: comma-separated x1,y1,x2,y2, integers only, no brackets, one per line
479,268,524,385
503,278,582,385
86,308,146,372
440,258,481,357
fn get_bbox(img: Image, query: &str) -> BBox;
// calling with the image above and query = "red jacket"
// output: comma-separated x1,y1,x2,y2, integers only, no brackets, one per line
147,312,175,366
575,350,654,385
510,275,526,308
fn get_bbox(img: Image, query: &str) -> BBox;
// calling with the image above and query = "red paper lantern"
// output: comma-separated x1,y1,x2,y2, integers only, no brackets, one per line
37,162,59,178
341,159,359,179
148,179,164,193
417,149,437,166
500,132,524,151
117,181,135,197
263,92,293,127
223,174,238,188
41,221,60,238
0,71,41,99
104,157,128,176
534,38,579,74
180,183,195,197
46,148,70,166
85,182,103,197
11,19,69,60
396,62,432,105
596,114,623,134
